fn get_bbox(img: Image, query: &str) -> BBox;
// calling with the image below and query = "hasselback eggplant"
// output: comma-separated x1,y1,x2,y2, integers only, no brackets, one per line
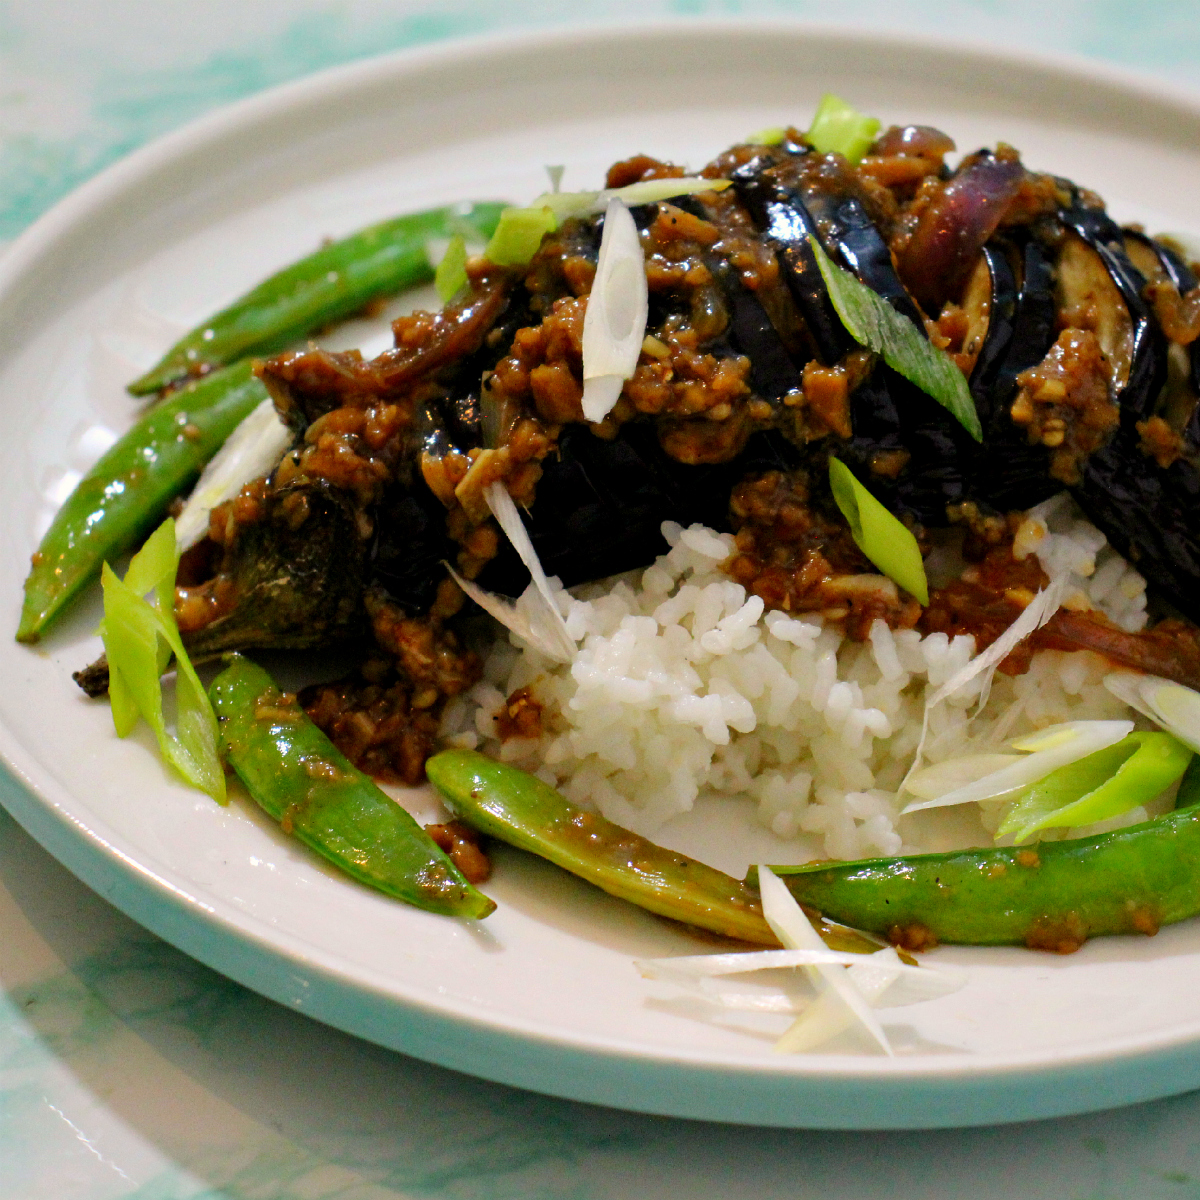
63,122,1200,735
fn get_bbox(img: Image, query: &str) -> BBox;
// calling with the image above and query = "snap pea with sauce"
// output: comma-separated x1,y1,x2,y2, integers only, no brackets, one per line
760,754,1200,953
18,361,269,644
18,201,508,644
128,201,508,395
425,749,881,953
212,655,495,919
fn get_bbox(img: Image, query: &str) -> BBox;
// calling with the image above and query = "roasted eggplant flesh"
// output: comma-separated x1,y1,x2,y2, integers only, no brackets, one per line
178,478,369,658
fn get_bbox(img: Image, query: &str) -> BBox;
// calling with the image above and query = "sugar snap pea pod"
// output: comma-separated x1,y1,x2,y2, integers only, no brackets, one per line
761,755,1200,953
129,201,508,395
212,656,495,919
425,749,880,952
18,361,269,644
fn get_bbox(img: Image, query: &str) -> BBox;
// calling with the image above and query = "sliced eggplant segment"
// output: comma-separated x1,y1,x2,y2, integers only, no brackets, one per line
476,424,800,598
181,478,370,658
718,265,805,402
800,189,925,329
731,162,853,364
1124,228,1200,442
1052,203,1200,616
968,237,1062,512
1059,201,1166,426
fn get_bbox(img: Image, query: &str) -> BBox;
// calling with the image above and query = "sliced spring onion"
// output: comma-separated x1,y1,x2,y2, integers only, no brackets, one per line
828,458,928,605
530,177,732,225
434,233,468,304
1105,672,1200,754
901,574,1070,791
481,481,575,662
903,754,1021,801
997,731,1192,843
581,197,648,423
901,719,1134,815
483,206,557,267
635,947,964,1011
174,398,292,553
758,866,893,1056
484,178,732,269
805,94,881,165
447,567,573,665
100,518,225,802
744,126,787,146
810,236,983,441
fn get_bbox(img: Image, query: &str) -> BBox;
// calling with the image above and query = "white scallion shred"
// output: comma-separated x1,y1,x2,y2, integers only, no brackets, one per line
1105,673,1200,754
447,566,573,665
900,719,1133,814
635,935,964,1045
529,176,730,223
758,867,894,1055
902,574,1070,790
581,197,648,423
174,398,292,552
482,482,576,662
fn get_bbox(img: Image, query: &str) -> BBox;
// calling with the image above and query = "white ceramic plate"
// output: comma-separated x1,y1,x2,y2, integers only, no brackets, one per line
4,23,1200,1130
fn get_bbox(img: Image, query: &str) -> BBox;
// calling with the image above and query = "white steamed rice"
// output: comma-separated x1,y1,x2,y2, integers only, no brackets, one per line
441,497,1160,861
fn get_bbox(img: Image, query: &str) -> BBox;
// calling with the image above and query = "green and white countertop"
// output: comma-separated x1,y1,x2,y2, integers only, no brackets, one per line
6,2,1200,1196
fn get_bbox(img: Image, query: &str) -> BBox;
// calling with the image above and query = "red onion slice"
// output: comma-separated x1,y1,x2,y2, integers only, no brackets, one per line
898,153,1025,311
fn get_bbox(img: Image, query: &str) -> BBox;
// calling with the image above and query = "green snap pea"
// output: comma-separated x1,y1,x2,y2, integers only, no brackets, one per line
762,754,1200,952
18,361,268,643
426,749,880,952
129,201,508,395
211,656,494,919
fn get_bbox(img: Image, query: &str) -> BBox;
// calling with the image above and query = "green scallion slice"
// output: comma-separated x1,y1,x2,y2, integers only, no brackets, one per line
805,94,881,165
100,518,225,802
997,732,1192,843
435,234,468,303
744,126,787,146
484,206,557,267
810,236,983,441
829,458,929,605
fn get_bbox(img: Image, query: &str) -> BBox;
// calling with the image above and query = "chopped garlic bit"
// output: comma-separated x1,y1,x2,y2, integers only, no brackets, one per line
1012,515,1047,560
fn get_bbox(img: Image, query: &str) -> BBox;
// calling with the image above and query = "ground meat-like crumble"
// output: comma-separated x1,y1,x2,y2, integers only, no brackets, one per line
1009,329,1119,483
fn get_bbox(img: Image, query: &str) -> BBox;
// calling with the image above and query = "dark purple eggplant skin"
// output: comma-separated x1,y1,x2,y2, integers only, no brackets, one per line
731,160,853,365
969,238,1062,512
476,424,801,598
731,158,974,524
699,238,804,404
1124,227,1200,436
1051,201,1200,620
668,193,806,406
1059,201,1166,427
800,190,926,330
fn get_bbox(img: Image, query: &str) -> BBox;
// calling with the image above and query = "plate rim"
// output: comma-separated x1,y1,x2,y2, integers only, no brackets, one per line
5,18,1200,1128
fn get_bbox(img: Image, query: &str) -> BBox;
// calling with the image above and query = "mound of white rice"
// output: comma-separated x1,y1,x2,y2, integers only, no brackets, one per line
441,499,1156,862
